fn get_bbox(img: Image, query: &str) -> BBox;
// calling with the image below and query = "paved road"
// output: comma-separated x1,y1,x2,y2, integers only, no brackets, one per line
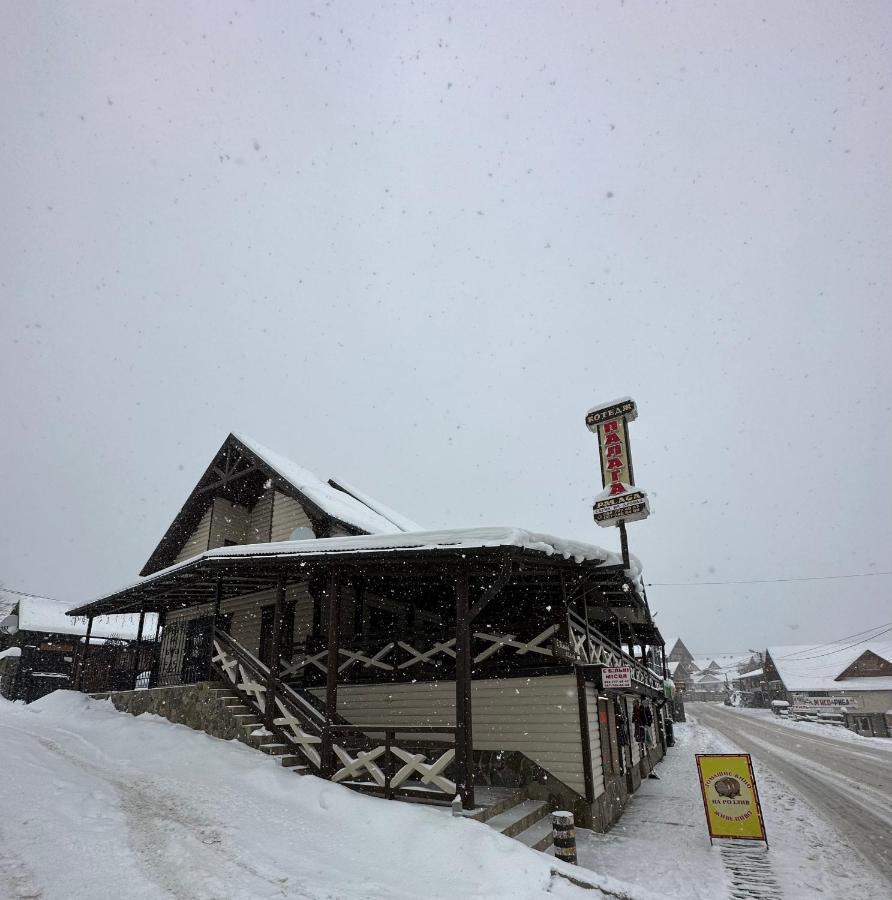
692,703,892,891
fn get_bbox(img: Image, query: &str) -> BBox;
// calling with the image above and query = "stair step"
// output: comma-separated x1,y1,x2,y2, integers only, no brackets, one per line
258,743,289,755
278,753,305,767
485,800,551,839
467,788,528,823
514,815,555,852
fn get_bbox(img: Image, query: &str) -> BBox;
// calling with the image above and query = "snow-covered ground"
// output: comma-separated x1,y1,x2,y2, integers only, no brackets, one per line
0,692,642,900
576,713,889,900
727,705,892,750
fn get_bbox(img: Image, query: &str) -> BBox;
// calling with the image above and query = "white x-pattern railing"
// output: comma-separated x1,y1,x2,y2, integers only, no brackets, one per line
212,634,457,797
567,619,662,691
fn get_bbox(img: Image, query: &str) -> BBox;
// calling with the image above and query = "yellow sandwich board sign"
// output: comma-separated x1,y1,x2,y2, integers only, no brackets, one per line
695,754,768,846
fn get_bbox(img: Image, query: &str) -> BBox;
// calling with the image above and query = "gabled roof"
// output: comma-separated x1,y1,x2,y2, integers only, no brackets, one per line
141,433,420,576
767,641,892,693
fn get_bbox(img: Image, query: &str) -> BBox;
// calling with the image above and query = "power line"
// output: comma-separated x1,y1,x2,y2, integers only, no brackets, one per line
647,570,892,587
0,585,60,602
774,624,892,662
774,621,892,659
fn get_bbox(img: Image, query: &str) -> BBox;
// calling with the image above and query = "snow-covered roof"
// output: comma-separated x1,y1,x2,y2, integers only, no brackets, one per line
667,660,681,675
768,641,892,693
693,671,723,684
691,658,718,673
234,434,414,535
16,595,156,641
0,589,18,622
737,668,764,679
0,646,22,660
71,527,636,616
327,477,424,533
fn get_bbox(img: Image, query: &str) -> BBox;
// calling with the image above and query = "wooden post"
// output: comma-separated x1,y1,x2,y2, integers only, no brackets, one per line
213,579,223,622
265,573,287,729
147,609,165,689
576,667,596,803
130,606,146,690
454,569,475,810
75,616,94,691
320,572,340,778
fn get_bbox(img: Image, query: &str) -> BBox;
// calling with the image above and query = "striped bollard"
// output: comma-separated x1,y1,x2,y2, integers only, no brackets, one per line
552,811,577,865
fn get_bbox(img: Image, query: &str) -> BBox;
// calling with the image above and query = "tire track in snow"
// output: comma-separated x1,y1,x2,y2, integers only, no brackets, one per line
0,721,292,899
694,705,892,894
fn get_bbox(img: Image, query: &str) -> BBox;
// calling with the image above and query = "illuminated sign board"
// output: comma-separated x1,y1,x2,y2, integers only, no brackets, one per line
585,397,650,527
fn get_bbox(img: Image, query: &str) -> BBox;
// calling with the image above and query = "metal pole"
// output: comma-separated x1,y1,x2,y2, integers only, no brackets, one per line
618,520,631,570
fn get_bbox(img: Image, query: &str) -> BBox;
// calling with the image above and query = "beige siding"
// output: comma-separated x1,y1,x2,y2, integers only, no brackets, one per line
322,675,588,796
271,492,314,541
584,685,606,798
173,506,212,564
245,489,274,544
165,582,314,659
207,498,248,549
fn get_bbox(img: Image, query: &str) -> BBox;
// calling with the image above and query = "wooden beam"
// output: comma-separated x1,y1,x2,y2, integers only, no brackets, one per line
455,569,475,809
130,607,147,690
197,465,261,495
265,574,287,729
320,572,340,778
468,557,513,623
74,616,94,691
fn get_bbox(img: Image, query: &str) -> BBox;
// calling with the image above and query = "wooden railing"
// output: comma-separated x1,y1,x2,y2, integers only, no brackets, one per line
211,629,458,801
567,610,664,693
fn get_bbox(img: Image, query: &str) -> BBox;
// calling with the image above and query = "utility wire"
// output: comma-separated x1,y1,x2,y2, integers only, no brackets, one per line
647,570,892,587
774,621,892,659
0,585,60,602
773,624,892,662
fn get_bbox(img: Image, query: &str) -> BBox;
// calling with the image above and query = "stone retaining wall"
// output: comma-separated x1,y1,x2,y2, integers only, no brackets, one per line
91,681,241,741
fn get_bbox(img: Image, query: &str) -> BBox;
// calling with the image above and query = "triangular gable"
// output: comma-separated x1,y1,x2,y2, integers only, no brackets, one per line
836,649,892,680
141,433,413,576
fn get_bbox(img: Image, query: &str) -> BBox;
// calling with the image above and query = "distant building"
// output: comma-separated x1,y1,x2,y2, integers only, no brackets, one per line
764,642,892,738
0,592,151,703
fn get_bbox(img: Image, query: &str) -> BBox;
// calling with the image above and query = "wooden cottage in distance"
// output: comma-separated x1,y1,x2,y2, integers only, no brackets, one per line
68,433,670,837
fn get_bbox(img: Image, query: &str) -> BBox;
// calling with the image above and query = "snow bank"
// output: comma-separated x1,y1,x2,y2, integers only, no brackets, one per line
0,691,644,899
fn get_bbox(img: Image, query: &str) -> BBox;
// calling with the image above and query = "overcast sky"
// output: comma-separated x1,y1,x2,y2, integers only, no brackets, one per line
1,1,890,655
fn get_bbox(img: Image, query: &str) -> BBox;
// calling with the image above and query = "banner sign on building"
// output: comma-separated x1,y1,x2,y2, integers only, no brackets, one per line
585,397,650,528
791,695,857,709
695,754,768,845
602,666,633,689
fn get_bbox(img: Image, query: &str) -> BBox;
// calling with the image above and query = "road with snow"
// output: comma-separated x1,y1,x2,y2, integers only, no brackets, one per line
692,703,892,893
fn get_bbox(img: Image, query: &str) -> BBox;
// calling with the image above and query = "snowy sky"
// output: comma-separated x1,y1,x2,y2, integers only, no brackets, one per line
1,1,890,655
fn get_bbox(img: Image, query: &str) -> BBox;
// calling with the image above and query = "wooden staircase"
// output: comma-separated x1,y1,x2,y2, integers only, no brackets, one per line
207,685,311,775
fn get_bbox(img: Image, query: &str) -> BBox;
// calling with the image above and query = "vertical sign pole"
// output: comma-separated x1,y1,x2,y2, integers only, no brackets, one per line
618,519,631,570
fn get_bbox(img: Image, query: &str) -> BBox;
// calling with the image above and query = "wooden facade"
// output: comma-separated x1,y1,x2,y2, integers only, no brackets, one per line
67,433,670,828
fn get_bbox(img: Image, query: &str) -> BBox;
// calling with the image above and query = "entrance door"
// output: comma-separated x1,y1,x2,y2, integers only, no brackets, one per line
181,617,213,683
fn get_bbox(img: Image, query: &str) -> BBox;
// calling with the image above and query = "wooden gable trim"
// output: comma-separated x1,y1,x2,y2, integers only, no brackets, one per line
835,649,892,680
140,434,373,576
